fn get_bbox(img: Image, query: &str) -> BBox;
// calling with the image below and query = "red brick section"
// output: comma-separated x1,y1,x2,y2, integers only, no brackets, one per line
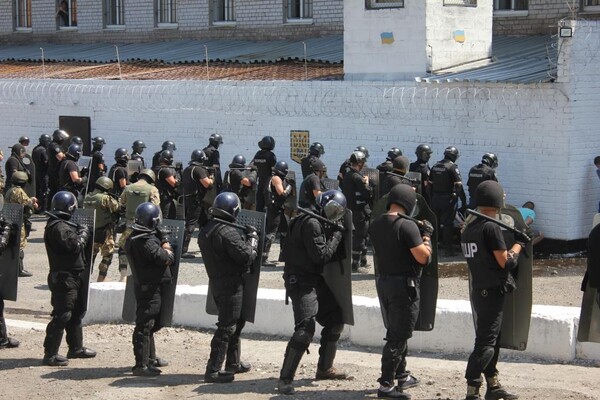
0,61,343,81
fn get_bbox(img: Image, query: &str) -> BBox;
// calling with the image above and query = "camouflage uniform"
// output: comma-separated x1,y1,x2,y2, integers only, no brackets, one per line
0,149,5,194
5,185,35,275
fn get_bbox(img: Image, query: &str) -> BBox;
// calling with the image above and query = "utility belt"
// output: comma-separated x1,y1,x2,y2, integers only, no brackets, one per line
283,272,322,305
378,274,418,288
49,269,82,283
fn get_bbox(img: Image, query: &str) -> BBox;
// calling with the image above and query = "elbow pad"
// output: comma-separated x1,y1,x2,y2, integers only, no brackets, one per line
283,184,293,198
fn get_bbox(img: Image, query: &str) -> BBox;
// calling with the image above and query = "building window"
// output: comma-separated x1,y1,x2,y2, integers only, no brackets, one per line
366,0,404,9
214,0,235,22
104,0,125,26
14,0,32,29
584,0,600,10
494,0,527,11
57,0,77,28
443,0,477,6
156,0,177,24
287,0,313,20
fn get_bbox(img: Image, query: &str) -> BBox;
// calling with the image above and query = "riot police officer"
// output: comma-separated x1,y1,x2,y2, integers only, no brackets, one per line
32,134,51,212
59,144,86,199
43,191,96,366
342,151,373,272
223,155,255,209
338,145,369,190
298,158,327,208
88,137,107,190
117,169,160,282
0,214,18,349
18,136,30,148
198,193,258,383
278,190,349,395
108,148,129,198
409,144,433,205
263,161,293,266
70,136,83,146
203,133,224,192
4,143,29,189
430,146,467,256
461,181,525,400
131,140,147,167
126,202,175,376
467,153,499,209
47,129,70,207
383,156,410,196
153,150,180,219
377,147,402,187
5,171,38,277
83,177,120,282
151,140,177,169
251,136,277,212
181,150,214,258
369,184,433,399
301,142,326,179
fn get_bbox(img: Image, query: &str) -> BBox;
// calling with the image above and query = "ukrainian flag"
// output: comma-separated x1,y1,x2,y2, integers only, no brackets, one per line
381,32,394,45
453,30,466,43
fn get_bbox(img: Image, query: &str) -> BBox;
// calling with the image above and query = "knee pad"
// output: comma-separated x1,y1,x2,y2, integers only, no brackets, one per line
58,310,72,323
291,319,315,348
215,324,236,342
142,319,156,336
475,345,495,369
322,323,344,342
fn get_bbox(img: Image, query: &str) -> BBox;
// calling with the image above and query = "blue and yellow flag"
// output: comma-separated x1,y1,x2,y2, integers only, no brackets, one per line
453,30,466,43
380,32,394,45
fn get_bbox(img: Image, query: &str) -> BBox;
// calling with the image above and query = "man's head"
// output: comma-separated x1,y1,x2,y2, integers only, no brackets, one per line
387,183,416,215
312,159,327,178
475,181,504,211
392,156,410,175
522,201,535,210
594,156,600,167
11,144,26,158
349,150,367,170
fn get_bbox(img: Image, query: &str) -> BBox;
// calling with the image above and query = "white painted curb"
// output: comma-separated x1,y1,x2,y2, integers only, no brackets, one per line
83,282,600,362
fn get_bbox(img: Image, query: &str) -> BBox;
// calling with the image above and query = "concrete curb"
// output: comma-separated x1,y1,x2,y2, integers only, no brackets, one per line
83,282,600,362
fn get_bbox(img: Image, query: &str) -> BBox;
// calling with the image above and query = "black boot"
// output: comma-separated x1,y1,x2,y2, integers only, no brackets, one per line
43,321,65,364
18,250,32,277
149,334,168,367
204,335,234,383
278,233,287,262
466,384,482,400
262,234,276,267
278,343,306,395
484,375,518,400
225,336,251,374
66,325,97,359
132,330,161,377
316,340,351,380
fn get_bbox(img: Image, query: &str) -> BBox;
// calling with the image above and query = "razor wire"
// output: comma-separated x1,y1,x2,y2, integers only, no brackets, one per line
0,80,568,121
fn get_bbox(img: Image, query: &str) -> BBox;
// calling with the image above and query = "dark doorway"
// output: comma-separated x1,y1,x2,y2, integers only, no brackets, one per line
59,116,91,156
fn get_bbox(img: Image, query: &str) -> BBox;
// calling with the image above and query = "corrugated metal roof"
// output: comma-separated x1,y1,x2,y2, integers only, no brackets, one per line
0,36,343,65
416,35,557,84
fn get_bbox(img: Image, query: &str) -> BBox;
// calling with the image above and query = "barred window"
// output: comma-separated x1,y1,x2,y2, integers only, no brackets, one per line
287,0,313,20
57,0,77,28
585,0,600,6
157,0,177,24
214,0,235,22
105,0,125,26
14,0,32,28
494,0,527,10
443,0,477,6
367,0,404,9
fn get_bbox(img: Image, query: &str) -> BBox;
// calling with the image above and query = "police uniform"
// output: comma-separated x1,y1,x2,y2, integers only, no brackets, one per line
203,144,222,192
263,174,293,263
0,150,5,194
278,212,346,393
126,221,175,375
301,154,319,180
225,168,256,209
377,160,393,190
337,159,351,190
32,143,49,212
0,219,19,349
108,161,129,198
83,189,119,281
467,164,497,209
181,161,211,254
59,157,82,198
298,172,325,208
198,215,255,381
47,141,65,204
342,166,372,270
131,151,146,167
251,149,276,212
154,164,179,219
5,183,36,276
89,150,106,189
409,159,431,205
4,153,27,190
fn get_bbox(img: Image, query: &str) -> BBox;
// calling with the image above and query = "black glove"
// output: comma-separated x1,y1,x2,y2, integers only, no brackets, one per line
246,229,259,250
326,230,343,253
79,175,88,187
282,184,293,198
514,230,532,245
80,167,89,177
77,224,90,246
419,220,434,238
156,227,171,245
244,224,258,235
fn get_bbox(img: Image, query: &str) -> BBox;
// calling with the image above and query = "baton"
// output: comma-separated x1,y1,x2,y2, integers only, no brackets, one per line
466,208,531,241
385,171,417,184
394,212,425,228
44,211,80,229
297,207,344,231
210,214,261,234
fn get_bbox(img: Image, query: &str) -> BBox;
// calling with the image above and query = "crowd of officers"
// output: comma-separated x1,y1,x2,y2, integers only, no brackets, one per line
0,129,534,400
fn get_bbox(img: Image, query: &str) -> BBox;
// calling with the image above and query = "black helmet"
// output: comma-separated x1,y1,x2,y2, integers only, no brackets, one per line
18,136,30,146
132,202,162,231
209,133,224,147
229,154,246,168
190,149,208,164
475,181,504,209
210,192,241,222
354,146,370,159
11,143,26,157
139,168,156,183
309,142,325,157
312,159,327,173
273,161,289,178
161,140,177,151
132,140,147,153
443,146,459,162
66,144,82,161
92,136,106,150
51,191,77,219
70,136,83,146
481,153,498,169
52,129,69,144
114,148,129,162
158,150,173,165
387,183,417,215
10,171,28,186
258,136,275,151
392,156,410,173
349,150,367,164
415,144,433,162
386,147,402,161
316,190,347,222
39,134,52,146
95,176,114,192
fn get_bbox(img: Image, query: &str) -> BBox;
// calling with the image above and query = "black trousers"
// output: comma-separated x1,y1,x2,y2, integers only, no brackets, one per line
183,199,201,253
0,297,8,342
431,194,457,249
132,282,165,367
351,212,369,264
465,287,504,386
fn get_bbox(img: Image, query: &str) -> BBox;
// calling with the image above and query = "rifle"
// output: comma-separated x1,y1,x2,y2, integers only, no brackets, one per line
466,209,531,242
210,215,262,235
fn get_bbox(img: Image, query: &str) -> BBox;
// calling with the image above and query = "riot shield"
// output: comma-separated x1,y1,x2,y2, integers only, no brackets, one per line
205,210,266,323
322,210,354,325
127,160,143,181
21,154,36,198
71,208,96,313
405,171,422,194
122,219,184,326
362,167,380,205
243,169,258,209
322,178,339,191
465,204,533,351
577,217,600,343
78,156,92,197
372,194,438,331
0,204,23,301
284,171,298,210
